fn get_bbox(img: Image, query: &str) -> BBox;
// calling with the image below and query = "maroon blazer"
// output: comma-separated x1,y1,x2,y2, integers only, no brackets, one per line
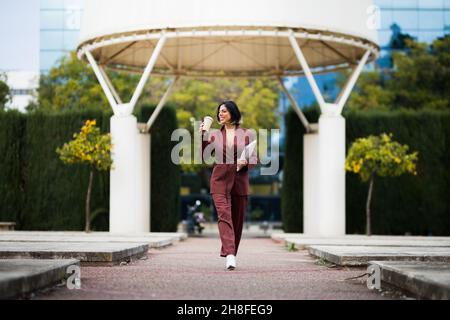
201,124,258,195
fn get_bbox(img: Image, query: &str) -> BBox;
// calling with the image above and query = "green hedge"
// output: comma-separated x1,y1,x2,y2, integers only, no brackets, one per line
282,109,450,236
0,110,26,225
0,105,179,232
138,104,180,232
21,109,110,230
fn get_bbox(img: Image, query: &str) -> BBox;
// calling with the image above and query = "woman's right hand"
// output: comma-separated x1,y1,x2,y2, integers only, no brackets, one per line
199,121,205,133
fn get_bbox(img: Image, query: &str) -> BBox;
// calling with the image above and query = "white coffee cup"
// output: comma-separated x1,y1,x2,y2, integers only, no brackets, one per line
203,116,214,132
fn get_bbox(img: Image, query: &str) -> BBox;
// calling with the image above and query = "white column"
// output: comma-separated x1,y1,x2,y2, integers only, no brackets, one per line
303,131,320,235
110,115,139,233
148,134,151,231
136,131,150,232
84,40,167,234
318,115,346,236
287,30,370,237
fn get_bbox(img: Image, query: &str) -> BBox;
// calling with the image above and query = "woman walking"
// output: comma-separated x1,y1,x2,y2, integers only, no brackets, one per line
199,101,258,270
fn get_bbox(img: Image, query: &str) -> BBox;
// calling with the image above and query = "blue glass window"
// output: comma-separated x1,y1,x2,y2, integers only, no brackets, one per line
63,31,80,49
40,10,64,30
395,0,418,9
419,0,444,9
444,10,450,25
40,50,67,71
64,0,85,7
419,10,444,29
378,30,393,47
40,0,64,10
380,9,394,30
40,31,64,50
393,10,419,30
417,30,444,42
376,0,393,9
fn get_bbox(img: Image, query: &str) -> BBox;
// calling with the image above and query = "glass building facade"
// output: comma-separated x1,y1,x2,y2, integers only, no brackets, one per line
278,0,450,149
378,0,450,47
36,0,449,129
40,0,84,72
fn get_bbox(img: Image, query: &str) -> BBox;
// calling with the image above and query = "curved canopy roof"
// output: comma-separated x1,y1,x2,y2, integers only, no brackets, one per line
77,0,379,77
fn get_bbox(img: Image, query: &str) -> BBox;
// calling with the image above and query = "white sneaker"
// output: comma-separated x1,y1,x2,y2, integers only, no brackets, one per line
226,255,236,270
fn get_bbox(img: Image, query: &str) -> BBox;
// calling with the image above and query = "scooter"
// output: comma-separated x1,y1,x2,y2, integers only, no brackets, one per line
193,211,206,234
186,200,206,235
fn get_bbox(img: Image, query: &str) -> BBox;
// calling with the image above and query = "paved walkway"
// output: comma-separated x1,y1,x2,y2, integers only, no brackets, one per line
34,237,394,300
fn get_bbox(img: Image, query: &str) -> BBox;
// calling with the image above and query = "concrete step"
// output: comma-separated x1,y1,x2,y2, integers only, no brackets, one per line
370,261,450,300
0,242,149,265
282,237,450,249
271,233,450,248
0,231,187,247
308,245,450,266
0,259,79,299
0,234,172,248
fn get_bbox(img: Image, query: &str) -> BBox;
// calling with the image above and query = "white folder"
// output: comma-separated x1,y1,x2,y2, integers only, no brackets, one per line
237,140,257,171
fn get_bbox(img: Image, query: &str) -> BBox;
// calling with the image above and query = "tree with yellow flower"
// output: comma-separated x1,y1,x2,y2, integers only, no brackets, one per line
346,133,418,236
56,119,113,232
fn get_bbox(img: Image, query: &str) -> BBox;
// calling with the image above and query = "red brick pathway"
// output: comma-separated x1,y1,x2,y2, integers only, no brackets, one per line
35,237,391,300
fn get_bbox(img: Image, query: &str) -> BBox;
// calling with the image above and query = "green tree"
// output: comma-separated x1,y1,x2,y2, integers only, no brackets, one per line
170,77,279,130
389,23,416,50
56,119,113,232
172,77,279,177
38,52,146,112
388,37,450,109
0,73,11,110
40,51,280,183
38,52,280,128
344,36,450,111
341,71,393,111
345,133,418,236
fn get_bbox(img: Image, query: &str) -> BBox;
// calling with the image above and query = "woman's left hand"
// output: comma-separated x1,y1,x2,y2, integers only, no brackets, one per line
238,159,247,166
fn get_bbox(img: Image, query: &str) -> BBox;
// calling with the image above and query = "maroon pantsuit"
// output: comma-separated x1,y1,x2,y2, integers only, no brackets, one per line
201,124,258,257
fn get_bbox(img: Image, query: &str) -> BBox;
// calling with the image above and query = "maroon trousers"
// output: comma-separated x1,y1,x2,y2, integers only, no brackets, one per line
212,194,248,257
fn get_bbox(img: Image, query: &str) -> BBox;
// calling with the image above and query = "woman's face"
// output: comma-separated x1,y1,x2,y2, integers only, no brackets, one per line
218,105,232,124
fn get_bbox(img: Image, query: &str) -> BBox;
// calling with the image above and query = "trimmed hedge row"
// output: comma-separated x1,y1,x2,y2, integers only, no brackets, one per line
21,109,110,230
0,105,180,232
0,110,26,225
139,104,180,232
282,109,450,236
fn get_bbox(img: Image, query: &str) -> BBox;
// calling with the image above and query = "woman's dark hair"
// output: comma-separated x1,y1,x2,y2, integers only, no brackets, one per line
216,100,241,125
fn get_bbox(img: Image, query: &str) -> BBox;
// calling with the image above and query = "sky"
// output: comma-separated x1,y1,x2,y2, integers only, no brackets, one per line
0,0,40,72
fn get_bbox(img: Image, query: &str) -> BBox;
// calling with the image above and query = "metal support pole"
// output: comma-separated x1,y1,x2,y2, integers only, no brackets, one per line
85,50,118,114
288,30,327,112
129,34,167,111
145,76,180,132
99,65,123,105
336,49,371,114
277,76,311,133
